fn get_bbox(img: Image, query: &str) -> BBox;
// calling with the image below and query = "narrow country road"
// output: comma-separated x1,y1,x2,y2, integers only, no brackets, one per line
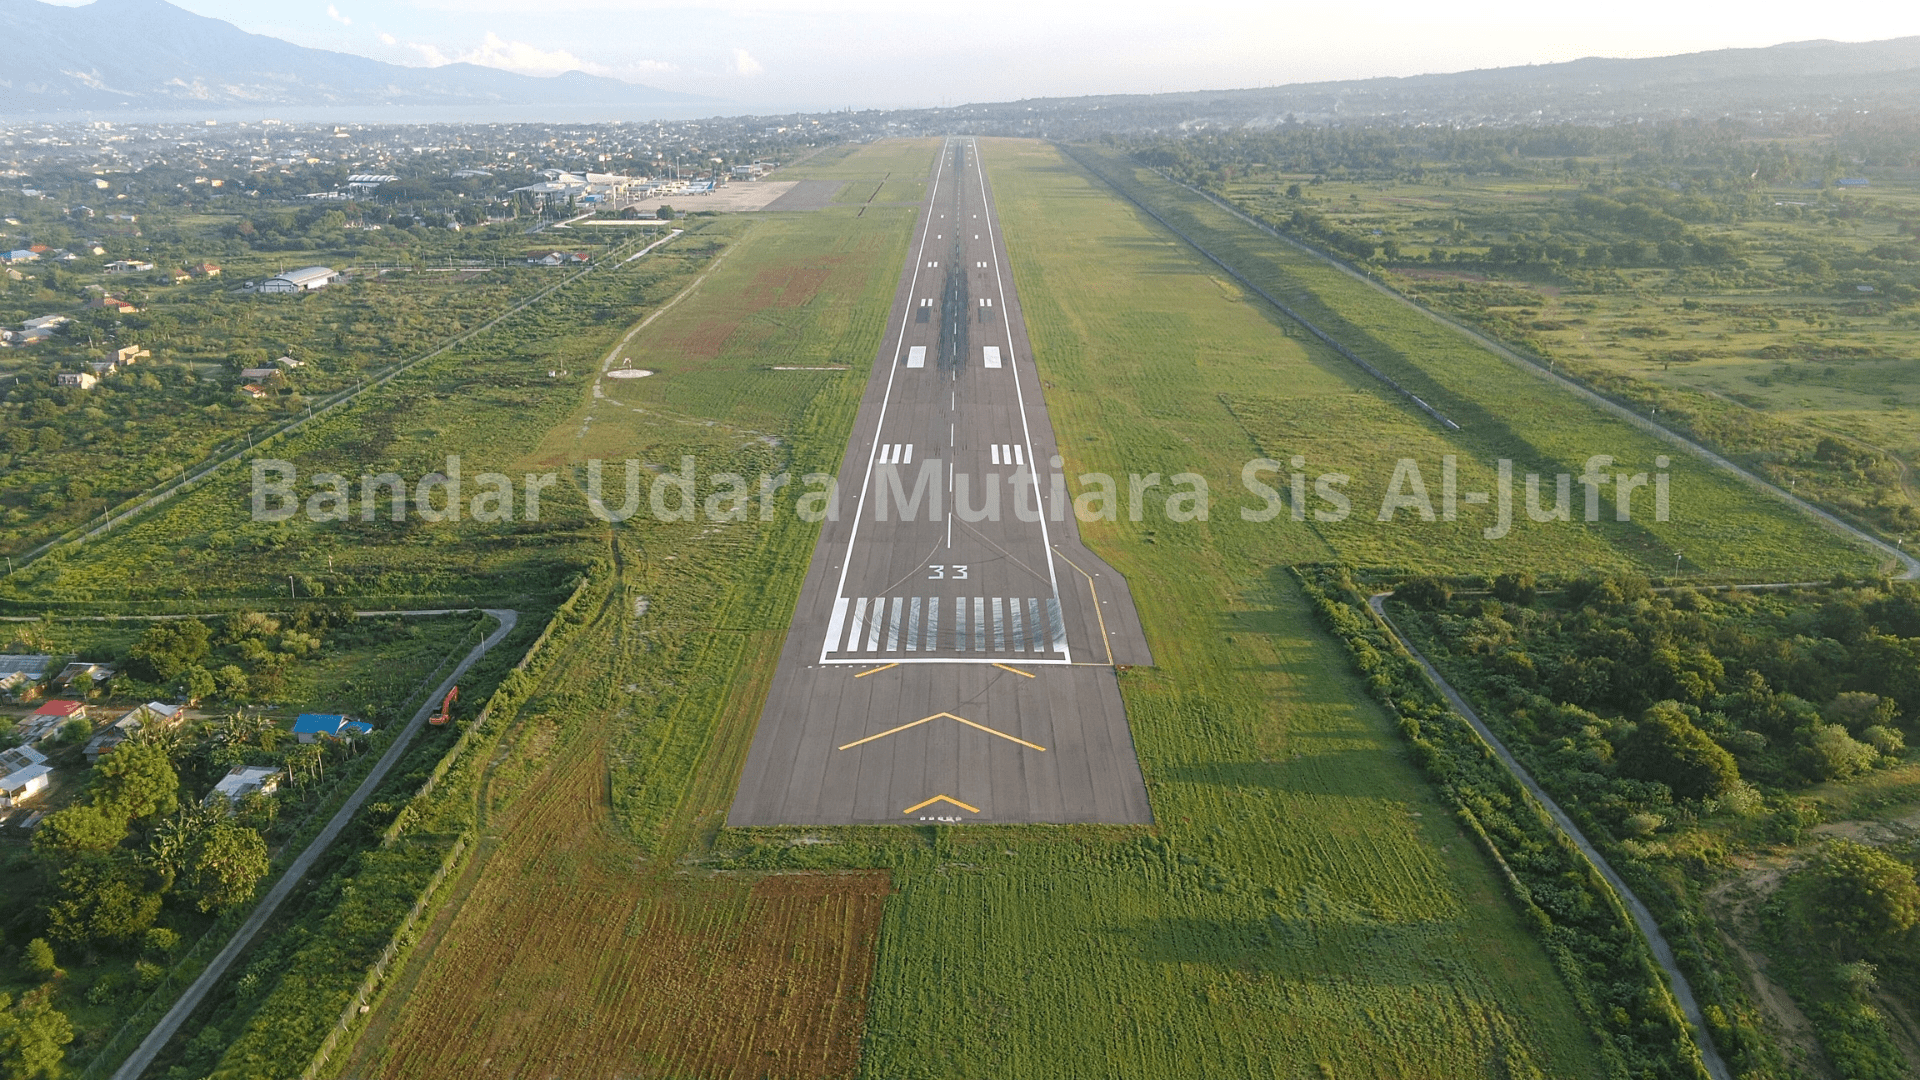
109,609,519,1080
1367,592,1733,1080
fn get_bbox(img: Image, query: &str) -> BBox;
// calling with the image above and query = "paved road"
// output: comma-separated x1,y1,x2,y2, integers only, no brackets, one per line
1368,593,1731,1080
730,138,1153,826
111,609,519,1080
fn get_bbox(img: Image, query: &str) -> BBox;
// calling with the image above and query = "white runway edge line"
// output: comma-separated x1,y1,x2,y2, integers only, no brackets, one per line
820,137,953,662
971,139,1068,639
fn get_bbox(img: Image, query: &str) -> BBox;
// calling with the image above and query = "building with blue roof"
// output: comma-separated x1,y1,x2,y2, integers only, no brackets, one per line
292,713,373,743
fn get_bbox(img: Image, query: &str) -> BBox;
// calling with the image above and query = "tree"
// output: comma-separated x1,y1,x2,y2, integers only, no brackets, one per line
212,664,249,701
126,619,210,683
1806,839,1920,955
175,665,216,705
92,741,178,823
44,860,160,947
1397,577,1452,610
1800,722,1878,781
0,987,74,1080
19,940,58,980
55,719,90,747
655,204,674,221
184,822,269,914
1617,701,1741,800
1492,572,1536,605
31,805,126,861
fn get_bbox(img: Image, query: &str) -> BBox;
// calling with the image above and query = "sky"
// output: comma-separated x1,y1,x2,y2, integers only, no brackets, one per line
49,0,1920,112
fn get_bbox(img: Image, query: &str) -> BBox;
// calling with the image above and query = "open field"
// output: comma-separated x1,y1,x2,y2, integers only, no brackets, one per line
333,166,924,1079
1205,157,1920,547
0,225,740,612
325,137,1614,1080
1065,144,1882,581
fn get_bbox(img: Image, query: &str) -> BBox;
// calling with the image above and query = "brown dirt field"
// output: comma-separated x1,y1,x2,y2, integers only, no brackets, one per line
361,739,891,1080
740,262,842,310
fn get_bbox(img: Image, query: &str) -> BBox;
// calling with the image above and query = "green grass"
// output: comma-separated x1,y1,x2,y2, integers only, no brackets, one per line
0,226,742,611
1068,145,1882,580
1216,166,1920,544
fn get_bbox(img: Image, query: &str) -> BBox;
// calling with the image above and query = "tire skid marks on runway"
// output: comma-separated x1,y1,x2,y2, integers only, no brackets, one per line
825,595,1066,655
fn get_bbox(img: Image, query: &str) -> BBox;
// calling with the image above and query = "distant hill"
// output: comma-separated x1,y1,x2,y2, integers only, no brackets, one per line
936,37,1920,135
0,0,711,115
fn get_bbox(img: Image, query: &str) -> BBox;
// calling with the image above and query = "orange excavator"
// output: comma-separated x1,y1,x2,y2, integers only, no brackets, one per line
428,685,458,727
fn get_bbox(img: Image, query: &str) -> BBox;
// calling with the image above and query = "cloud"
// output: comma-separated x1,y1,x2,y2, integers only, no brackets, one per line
379,31,397,45
730,48,764,76
454,31,609,76
407,42,451,66
325,4,350,25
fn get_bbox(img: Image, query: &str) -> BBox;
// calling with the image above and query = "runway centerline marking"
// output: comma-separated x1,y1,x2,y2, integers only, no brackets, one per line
838,711,1047,752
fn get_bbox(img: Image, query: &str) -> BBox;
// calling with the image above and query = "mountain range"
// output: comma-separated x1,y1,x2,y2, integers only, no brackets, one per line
0,0,709,115
6,0,1920,126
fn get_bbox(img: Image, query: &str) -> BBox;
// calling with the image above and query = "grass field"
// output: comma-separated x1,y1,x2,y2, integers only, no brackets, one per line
1065,144,1881,581
320,137,1614,1080
0,225,739,612
332,178,921,1079
1215,165,1920,545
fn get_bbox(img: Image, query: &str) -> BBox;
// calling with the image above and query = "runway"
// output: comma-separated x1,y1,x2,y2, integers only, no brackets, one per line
729,138,1153,826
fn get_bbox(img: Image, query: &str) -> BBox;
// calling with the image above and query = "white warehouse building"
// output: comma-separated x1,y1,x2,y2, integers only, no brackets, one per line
256,266,340,294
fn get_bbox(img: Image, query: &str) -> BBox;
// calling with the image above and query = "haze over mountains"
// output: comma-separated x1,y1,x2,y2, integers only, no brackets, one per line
4,0,1920,129
0,0,709,116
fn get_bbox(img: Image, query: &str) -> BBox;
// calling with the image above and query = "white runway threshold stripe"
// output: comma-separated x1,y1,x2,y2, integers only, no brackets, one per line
983,346,1002,369
877,443,914,465
906,345,926,369
825,595,1067,657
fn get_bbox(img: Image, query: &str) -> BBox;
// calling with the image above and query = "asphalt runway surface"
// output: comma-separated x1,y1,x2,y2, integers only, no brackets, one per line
731,138,1154,826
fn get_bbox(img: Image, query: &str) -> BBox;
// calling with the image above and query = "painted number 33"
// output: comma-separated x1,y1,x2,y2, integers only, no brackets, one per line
926,565,969,579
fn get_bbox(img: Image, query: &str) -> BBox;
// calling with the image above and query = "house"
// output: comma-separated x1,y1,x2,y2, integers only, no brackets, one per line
56,372,99,389
115,344,150,365
255,266,338,293
84,713,140,763
190,263,221,278
131,701,181,727
87,296,138,314
32,699,86,723
105,259,154,273
239,383,270,399
20,315,68,344
1838,177,1870,187
55,662,114,691
207,764,281,805
527,251,590,267
274,355,303,368
0,746,52,808
18,699,85,743
238,367,281,381
0,655,55,699
3,250,39,264
292,713,372,743
169,268,191,284
88,361,117,377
